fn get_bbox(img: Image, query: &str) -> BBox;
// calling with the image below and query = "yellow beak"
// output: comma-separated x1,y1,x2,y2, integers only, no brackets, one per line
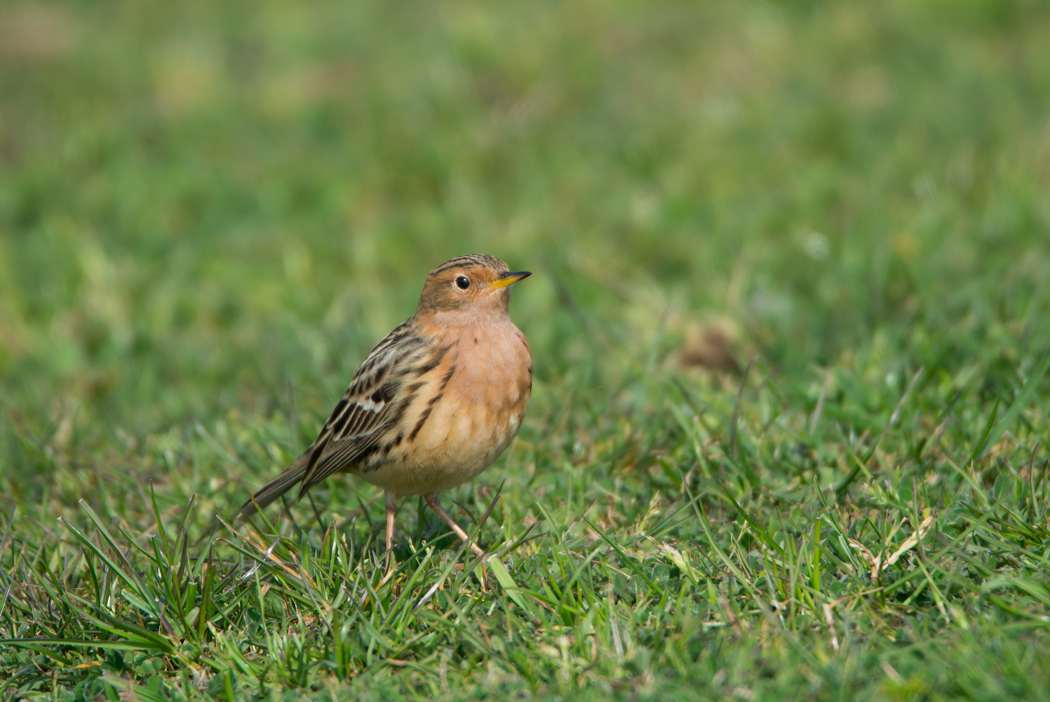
489,270,532,288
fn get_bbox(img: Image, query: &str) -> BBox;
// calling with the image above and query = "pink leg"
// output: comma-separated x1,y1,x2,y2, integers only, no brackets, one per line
383,491,398,577
385,491,397,552
424,492,486,558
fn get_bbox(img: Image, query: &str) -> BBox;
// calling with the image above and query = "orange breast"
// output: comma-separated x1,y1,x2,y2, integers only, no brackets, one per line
358,320,531,497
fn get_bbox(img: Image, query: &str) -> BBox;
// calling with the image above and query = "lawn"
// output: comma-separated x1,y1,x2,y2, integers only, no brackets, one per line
2,0,1050,699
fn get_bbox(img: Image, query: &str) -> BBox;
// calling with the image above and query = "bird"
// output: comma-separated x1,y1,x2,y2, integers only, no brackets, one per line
240,254,532,562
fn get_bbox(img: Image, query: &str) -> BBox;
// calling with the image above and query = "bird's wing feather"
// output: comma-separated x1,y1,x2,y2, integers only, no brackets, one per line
296,321,428,494
240,320,426,517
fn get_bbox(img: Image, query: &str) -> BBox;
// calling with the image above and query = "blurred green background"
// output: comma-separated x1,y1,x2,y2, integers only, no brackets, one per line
2,0,1049,513
0,0,1045,497
3,1,1050,698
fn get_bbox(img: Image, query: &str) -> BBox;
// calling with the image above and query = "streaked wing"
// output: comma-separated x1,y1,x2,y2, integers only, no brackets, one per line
296,320,428,495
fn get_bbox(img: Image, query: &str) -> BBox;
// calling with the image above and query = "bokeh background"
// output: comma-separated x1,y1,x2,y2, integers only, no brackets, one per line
3,0,1050,697
3,0,1050,507
4,0,1049,411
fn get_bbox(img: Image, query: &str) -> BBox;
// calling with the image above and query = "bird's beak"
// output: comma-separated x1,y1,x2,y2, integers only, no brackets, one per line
489,270,532,289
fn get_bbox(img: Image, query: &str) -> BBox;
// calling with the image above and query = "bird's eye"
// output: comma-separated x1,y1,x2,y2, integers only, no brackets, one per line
455,275,470,290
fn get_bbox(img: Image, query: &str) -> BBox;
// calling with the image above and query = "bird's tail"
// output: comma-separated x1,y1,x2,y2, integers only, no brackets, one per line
240,453,311,518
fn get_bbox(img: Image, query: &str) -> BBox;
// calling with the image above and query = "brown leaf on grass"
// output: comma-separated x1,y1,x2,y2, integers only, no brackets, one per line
678,319,741,373
880,515,935,572
851,515,935,580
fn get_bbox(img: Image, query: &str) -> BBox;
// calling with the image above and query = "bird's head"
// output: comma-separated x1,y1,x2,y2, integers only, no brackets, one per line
416,254,531,319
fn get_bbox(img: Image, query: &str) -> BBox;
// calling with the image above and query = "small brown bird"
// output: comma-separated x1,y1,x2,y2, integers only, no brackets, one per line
241,254,532,560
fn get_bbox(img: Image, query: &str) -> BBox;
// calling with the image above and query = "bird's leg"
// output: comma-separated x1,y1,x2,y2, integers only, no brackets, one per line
424,492,486,559
383,491,398,577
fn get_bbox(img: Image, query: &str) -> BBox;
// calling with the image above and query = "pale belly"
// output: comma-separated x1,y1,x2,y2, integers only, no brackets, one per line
361,400,525,497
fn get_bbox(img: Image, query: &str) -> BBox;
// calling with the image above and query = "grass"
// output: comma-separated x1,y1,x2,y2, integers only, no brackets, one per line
2,0,1050,699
